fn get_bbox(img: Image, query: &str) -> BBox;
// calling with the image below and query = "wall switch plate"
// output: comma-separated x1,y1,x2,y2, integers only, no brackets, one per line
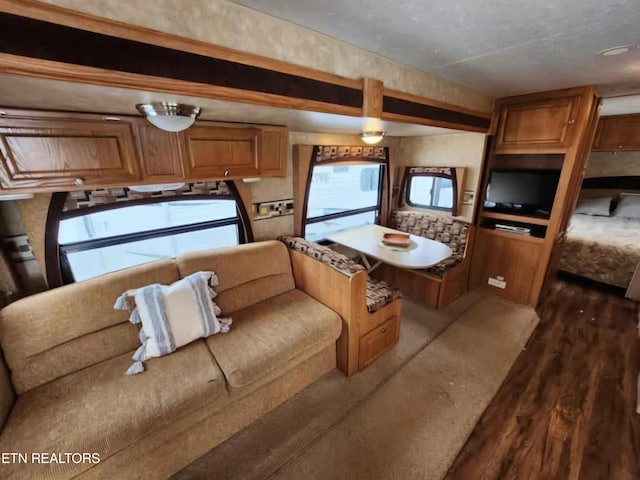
488,277,507,289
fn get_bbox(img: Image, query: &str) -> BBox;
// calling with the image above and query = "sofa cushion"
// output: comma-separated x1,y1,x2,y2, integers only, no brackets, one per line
388,210,469,277
177,241,295,315
388,210,469,257
206,289,342,389
0,259,180,394
366,278,402,313
0,341,226,480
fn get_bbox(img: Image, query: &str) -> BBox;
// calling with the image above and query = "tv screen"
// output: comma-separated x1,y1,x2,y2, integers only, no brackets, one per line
485,169,560,217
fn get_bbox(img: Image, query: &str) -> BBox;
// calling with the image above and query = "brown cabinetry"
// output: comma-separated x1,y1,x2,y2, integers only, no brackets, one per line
495,96,581,152
0,117,140,190
358,316,399,370
181,126,262,180
469,229,543,304
592,114,640,150
471,86,599,307
0,108,288,192
133,123,183,181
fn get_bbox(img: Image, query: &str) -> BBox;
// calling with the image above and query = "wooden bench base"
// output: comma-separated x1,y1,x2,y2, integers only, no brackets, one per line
374,262,468,309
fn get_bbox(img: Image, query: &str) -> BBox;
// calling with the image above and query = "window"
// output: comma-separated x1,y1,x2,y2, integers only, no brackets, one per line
57,199,243,282
406,174,456,212
305,163,383,242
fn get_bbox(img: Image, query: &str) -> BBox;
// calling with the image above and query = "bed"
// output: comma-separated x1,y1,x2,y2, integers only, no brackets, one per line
559,213,640,289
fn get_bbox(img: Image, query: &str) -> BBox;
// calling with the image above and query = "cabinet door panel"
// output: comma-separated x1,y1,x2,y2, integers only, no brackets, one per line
0,118,139,189
358,316,399,370
134,124,183,180
496,96,580,151
469,229,543,304
259,126,287,177
182,126,260,179
592,115,640,150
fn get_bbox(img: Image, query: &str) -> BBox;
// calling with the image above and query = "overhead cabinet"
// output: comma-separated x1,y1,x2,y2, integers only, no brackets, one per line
591,114,640,150
181,126,261,179
495,96,581,152
0,117,140,189
0,109,288,192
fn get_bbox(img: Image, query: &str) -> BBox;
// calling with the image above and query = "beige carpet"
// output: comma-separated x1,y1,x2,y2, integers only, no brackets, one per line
174,292,538,480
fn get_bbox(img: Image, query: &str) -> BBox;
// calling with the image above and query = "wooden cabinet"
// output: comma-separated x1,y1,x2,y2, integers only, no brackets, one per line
133,123,183,181
0,109,288,192
495,96,581,151
0,117,140,190
260,125,288,177
181,125,262,180
469,229,543,304
358,316,400,370
592,114,640,150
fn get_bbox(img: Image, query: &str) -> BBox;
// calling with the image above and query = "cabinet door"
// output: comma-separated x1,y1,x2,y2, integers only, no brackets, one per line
496,96,581,151
259,126,287,177
469,229,543,305
358,316,399,370
181,126,261,180
134,123,184,181
592,115,640,150
0,118,140,190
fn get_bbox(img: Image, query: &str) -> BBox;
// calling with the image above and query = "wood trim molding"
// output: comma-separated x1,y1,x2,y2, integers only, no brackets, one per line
581,176,640,190
0,10,364,114
362,78,383,119
382,87,492,132
0,0,361,90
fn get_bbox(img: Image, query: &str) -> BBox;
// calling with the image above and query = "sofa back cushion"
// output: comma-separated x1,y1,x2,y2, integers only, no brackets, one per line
177,241,295,315
0,259,180,394
388,210,470,257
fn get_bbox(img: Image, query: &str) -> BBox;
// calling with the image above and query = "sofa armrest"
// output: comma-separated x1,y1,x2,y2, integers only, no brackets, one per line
0,348,15,432
287,248,367,375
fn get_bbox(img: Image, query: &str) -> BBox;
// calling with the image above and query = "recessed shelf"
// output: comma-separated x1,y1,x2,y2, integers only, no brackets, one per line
478,226,545,244
481,211,550,226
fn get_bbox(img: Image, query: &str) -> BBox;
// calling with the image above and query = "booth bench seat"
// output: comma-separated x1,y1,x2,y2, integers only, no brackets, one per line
379,210,474,308
279,236,402,375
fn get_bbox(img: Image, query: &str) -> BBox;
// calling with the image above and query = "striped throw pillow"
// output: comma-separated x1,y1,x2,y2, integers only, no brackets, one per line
114,271,231,375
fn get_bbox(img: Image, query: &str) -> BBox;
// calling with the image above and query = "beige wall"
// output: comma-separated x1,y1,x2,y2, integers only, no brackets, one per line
585,151,640,178
41,0,493,113
396,133,487,222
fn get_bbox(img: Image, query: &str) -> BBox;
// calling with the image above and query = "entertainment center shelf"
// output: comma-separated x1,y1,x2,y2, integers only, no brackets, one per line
480,211,549,226
469,86,600,306
478,227,545,244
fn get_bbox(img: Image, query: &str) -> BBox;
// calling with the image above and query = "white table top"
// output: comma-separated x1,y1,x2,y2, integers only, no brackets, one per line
327,224,453,270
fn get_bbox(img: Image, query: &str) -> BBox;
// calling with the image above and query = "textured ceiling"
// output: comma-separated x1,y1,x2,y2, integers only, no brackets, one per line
231,0,640,97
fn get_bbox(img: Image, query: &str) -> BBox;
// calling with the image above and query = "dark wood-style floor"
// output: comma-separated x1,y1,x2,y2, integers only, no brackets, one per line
445,278,640,480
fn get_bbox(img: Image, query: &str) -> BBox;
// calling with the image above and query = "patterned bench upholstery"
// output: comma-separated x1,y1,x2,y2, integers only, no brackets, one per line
388,210,470,277
278,236,401,313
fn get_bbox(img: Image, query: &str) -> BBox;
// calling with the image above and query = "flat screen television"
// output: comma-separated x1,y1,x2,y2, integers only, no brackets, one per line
484,169,561,218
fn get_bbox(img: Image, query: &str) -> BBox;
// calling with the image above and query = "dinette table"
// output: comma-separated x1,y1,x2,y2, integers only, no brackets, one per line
326,224,452,272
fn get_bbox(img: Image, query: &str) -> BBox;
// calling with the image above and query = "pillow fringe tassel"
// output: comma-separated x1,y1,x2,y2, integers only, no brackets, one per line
125,361,144,376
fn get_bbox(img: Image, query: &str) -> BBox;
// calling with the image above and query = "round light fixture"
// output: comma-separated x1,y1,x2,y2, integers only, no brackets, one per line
361,131,385,145
135,102,201,132
597,45,633,56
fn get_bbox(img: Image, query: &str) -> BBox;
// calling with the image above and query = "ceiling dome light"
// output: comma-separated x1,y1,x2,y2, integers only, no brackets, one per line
597,45,633,56
361,131,385,145
135,102,201,132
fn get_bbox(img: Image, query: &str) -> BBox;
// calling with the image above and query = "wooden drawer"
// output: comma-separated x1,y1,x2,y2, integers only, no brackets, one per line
358,316,399,370
360,308,399,336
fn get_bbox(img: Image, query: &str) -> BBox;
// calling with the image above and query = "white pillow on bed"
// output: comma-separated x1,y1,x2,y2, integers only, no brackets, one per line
574,197,612,216
613,193,640,220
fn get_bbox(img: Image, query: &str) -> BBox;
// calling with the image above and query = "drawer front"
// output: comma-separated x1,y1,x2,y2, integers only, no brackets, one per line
358,316,399,370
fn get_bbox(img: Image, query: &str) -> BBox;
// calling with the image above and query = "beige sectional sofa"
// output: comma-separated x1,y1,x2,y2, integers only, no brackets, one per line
0,240,342,479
